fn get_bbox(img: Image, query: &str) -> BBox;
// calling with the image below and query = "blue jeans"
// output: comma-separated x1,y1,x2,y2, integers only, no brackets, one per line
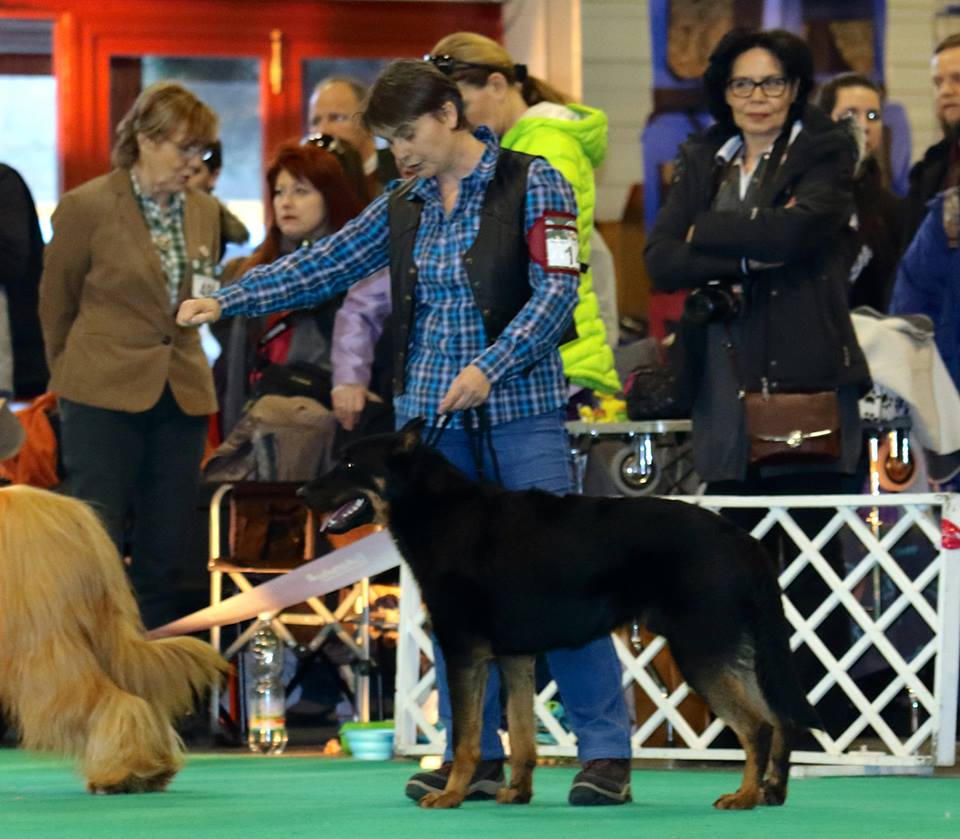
399,409,632,762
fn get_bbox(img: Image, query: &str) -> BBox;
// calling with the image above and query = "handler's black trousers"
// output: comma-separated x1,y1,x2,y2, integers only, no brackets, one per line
59,387,207,630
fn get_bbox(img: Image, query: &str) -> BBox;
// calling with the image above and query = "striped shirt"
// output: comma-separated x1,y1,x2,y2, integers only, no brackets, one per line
130,170,187,309
214,127,579,427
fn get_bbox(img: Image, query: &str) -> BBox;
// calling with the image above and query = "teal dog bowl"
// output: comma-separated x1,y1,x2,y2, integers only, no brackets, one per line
343,728,394,760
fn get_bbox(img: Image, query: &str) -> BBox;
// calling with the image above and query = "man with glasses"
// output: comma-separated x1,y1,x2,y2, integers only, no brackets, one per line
309,76,399,198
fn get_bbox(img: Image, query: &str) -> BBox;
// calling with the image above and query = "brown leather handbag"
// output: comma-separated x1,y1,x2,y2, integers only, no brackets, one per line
743,390,841,465
723,322,841,467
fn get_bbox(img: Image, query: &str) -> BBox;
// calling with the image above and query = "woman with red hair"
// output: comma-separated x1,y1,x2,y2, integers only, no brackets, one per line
217,141,365,433
242,141,365,270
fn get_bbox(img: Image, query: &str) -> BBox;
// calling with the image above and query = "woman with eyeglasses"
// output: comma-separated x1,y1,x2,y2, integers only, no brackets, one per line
215,140,367,435
38,81,221,629
817,74,904,312
644,29,871,732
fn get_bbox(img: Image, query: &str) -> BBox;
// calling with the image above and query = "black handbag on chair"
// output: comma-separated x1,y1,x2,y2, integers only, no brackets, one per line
624,363,690,420
624,329,693,420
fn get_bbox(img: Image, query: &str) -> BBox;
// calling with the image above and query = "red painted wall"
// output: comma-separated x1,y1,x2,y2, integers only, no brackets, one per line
2,1,501,190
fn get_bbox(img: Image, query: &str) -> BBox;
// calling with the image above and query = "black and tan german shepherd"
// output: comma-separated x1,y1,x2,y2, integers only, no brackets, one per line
300,419,820,811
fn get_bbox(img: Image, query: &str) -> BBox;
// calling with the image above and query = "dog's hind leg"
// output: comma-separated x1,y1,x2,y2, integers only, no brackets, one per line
419,644,491,809
496,655,536,805
693,668,773,810
760,722,796,805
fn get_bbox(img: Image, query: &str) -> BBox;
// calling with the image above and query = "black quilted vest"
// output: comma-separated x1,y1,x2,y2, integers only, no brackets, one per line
387,149,536,395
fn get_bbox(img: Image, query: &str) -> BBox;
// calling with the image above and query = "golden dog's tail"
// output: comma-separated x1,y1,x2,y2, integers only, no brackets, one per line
0,485,227,791
101,633,229,719
0,484,228,710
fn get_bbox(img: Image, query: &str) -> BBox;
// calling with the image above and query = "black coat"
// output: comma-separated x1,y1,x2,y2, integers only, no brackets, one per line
848,158,904,313
903,134,958,249
644,106,870,396
0,164,48,398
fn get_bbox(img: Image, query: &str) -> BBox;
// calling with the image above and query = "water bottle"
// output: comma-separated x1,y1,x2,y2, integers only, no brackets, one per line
246,618,289,755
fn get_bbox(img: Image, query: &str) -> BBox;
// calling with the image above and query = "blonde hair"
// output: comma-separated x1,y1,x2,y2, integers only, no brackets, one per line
0,484,228,793
112,81,218,169
431,31,572,106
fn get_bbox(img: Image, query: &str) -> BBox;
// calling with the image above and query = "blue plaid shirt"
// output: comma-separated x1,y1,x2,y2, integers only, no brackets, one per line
214,127,578,427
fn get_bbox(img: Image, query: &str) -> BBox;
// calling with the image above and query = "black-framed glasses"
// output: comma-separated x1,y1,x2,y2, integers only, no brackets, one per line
423,53,527,83
838,107,881,123
727,76,789,98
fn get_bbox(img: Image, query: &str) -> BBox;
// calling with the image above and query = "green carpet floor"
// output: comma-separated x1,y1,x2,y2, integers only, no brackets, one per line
1,750,957,838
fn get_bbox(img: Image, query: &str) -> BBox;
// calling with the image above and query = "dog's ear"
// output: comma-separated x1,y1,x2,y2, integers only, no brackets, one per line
397,417,426,452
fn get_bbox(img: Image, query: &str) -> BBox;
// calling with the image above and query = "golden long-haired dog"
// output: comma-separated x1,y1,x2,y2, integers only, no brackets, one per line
0,484,228,793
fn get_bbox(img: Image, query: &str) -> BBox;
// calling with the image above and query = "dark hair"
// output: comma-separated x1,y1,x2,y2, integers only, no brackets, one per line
935,32,960,54
201,139,223,174
241,143,364,272
703,28,814,134
301,133,371,203
362,59,465,134
816,73,885,115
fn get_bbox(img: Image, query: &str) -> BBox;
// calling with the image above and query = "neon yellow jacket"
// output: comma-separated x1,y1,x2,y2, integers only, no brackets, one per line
502,102,620,394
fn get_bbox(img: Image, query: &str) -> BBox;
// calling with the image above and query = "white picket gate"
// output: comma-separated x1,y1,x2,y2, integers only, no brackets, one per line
393,493,960,768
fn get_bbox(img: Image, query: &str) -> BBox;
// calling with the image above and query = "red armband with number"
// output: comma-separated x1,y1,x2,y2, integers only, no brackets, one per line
527,212,580,275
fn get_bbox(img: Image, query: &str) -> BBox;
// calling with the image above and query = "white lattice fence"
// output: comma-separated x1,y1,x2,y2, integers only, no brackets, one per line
393,493,960,767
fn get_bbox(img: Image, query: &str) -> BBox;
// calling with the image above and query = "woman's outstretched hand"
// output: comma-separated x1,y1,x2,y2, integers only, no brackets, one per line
176,297,222,326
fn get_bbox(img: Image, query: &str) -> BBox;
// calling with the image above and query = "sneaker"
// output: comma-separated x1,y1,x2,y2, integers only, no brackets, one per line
568,758,632,806
404,759,505,802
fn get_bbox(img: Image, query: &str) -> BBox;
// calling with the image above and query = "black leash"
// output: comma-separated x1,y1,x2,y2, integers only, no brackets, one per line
423,412,452,448
422,406,503,486
466,404,503,486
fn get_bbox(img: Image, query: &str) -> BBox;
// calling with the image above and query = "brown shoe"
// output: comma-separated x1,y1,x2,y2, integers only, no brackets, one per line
568,758,632,806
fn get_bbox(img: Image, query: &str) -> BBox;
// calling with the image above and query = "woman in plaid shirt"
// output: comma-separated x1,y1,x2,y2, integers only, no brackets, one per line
178,60,632,805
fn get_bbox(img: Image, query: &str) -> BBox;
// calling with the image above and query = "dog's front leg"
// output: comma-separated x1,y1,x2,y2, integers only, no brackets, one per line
496,654,536,804
419,648,490,810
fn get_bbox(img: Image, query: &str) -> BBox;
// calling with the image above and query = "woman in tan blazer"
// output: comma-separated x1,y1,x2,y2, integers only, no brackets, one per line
39,82,221,629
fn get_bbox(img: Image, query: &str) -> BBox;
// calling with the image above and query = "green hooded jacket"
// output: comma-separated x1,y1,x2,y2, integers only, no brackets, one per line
502,101,620,394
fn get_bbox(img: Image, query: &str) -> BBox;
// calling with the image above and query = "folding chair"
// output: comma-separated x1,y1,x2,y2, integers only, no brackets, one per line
207,481,379,734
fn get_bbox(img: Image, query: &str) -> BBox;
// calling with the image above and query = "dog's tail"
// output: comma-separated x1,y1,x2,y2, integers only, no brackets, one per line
100,632,229,720
747,537,823,732
0,484,228,721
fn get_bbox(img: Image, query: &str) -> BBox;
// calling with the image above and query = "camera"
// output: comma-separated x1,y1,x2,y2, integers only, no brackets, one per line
683,281,745,324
